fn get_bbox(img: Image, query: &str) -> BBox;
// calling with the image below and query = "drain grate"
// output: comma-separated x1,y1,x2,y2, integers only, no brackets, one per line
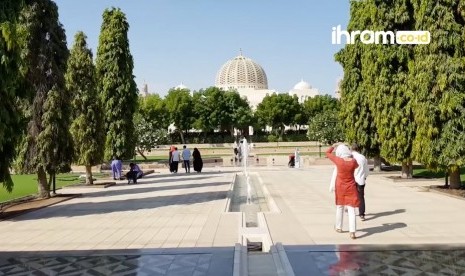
247,242,263,252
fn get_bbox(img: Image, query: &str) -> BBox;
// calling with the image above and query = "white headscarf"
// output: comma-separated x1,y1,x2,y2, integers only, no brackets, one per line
330,144,352,192
335,144,352,158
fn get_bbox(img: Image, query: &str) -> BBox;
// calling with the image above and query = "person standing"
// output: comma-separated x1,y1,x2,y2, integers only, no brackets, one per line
326,143,360,239
182,145,191,173
351,143,369,221
171,147,180,173
111,156,122,180
169,146,175,173
193,148,203,173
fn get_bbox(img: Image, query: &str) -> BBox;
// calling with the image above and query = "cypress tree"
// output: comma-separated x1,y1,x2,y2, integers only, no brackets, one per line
0,0,26,191
410,0,465,188
365,0,416,178
66,32,104,185
16,0,71,198
96,8,138,160
335,0,382,170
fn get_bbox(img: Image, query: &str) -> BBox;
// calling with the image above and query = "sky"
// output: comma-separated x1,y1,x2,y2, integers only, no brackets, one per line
54,0,350,96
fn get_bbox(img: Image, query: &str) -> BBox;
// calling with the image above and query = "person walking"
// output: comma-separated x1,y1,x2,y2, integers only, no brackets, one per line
193,148,203,173
326,143,360,239
171,147,180,173
351,143,369,221
182,145,191,173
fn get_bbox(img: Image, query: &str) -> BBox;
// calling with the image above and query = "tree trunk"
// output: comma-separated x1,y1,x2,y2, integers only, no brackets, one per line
37,167,50,199
373,154,382,172
85,165,94,185
401,160,413,179
449,167,461,189
136,147,147,160
179,130,185,144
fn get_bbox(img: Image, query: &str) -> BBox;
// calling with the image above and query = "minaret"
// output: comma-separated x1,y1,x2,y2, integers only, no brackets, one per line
143,83,149,97
335,78,342,100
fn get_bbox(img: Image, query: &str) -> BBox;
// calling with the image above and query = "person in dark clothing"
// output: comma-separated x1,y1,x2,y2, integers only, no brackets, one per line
169,146,175,173
126,163,143,184
193,148,203,173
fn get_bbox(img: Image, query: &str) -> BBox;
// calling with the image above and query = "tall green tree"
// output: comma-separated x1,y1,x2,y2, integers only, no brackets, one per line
302,95,340,121
255,93,301,139
224,90,254,136
165,88,193,143
361,0,416,178
0,0,28,191
16,0,71,198
135,94,168,159
307,110,345,145
192,88,254,139
96,7,138,160
335,0,382,171
66,31,104,185
410,0,465,188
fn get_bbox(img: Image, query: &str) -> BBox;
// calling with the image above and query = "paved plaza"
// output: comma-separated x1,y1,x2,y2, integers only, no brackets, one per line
0,165,465,275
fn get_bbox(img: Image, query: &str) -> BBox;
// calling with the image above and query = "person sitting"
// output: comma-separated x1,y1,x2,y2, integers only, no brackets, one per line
126,163,143,184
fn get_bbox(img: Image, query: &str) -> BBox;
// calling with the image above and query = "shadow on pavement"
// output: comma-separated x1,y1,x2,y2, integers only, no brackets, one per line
357,222,408,238
363,208,406,221
10,190,229,221
140,170,240,180
86,181,231,198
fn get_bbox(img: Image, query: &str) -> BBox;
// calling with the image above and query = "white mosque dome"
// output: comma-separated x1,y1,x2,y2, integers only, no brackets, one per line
175,83,188,90
293,80,312,90
215,54,268,90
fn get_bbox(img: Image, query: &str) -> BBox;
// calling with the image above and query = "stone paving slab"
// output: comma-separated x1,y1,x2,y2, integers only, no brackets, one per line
2,164,465,275
0,169,241,252
256,166,465,245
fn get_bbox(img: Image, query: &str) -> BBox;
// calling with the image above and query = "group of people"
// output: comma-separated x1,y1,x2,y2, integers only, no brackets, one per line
110,157,143,184
169,145,203,173
326,142,369,240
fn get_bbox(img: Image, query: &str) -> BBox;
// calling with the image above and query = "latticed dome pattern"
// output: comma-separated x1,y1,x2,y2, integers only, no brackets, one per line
215,55,268,90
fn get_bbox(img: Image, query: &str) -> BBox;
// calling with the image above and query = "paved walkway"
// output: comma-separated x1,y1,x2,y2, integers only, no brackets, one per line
257,165,465,245
1,165,465,275
0,169,240,252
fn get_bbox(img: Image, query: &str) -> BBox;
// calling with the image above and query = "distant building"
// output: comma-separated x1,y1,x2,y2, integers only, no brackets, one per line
215,52,321,108
288,79,320,103
174,82,189,90
215,53,275,109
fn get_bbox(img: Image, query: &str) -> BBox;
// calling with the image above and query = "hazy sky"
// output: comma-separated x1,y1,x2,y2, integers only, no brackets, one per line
54,0,349,96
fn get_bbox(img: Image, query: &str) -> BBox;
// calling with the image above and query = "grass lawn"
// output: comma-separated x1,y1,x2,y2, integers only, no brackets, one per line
0,173,107,203
413,167,465,182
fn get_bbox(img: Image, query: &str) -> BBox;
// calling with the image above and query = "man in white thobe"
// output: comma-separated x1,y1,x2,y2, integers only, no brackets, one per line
351,143,369,220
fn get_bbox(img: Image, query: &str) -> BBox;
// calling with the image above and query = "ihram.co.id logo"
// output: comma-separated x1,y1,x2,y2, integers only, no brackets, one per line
332,25,430,45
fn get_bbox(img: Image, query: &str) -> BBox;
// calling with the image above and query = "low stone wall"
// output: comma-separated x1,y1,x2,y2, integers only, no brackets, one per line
70,165,102,173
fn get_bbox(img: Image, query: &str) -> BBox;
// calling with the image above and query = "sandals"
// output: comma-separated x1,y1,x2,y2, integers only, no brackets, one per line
335,228,357,239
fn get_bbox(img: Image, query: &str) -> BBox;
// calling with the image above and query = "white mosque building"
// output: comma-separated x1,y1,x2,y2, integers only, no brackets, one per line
214,53,320,108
